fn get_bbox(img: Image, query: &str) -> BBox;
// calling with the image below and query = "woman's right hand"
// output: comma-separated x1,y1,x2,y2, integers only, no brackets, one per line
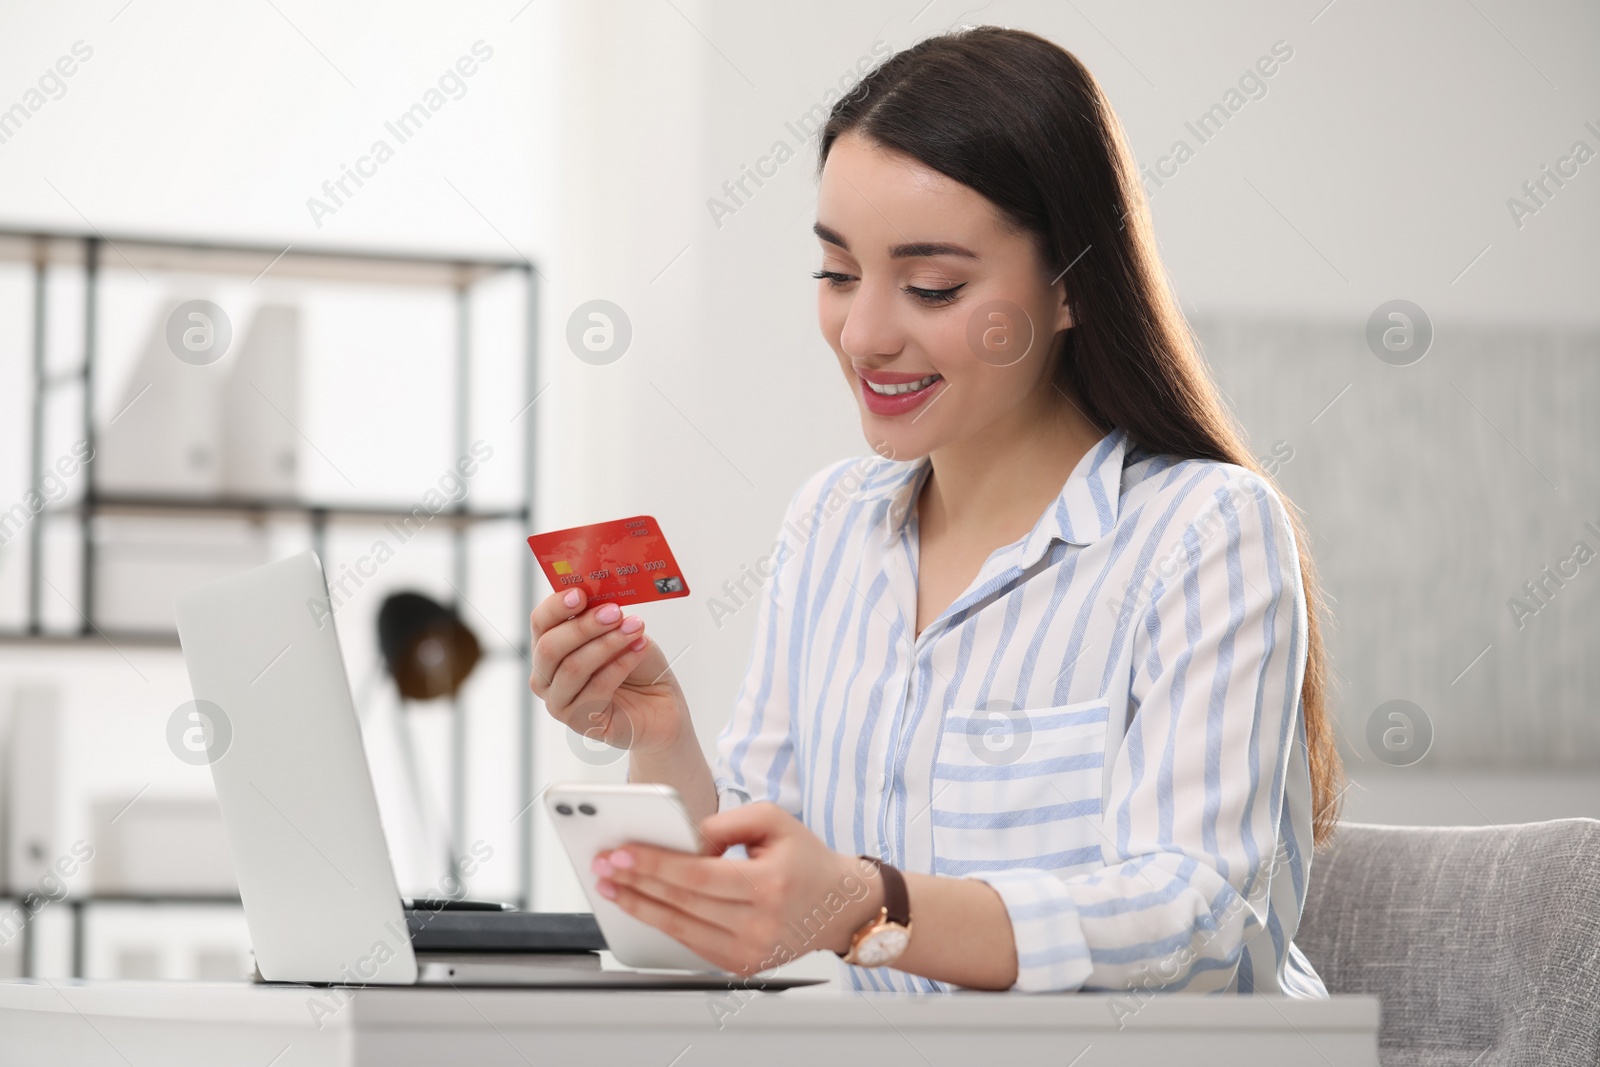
529,587,688,757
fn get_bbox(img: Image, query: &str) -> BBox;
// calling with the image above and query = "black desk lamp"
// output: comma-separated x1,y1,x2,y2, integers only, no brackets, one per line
377,592,482,700
375,592,482,894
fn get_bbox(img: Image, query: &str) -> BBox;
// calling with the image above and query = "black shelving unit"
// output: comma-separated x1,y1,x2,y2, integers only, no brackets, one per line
0,229,543,970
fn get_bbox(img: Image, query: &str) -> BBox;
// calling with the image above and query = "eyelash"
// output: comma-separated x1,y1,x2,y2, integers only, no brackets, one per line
811,270,967,307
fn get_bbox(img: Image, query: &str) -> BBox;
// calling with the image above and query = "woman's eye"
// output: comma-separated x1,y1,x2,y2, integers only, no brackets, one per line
903,283,967,306
811,271,966,306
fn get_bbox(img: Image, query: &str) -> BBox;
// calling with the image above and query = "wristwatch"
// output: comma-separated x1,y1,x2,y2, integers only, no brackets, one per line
838,856,912,967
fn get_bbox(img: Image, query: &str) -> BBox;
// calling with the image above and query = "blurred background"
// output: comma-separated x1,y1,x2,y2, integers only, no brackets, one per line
0,0,1594,984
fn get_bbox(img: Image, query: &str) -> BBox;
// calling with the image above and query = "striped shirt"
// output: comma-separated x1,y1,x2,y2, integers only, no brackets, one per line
712,426,1328,996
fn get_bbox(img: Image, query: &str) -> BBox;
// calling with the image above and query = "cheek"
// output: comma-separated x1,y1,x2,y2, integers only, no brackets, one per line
916,307,976,379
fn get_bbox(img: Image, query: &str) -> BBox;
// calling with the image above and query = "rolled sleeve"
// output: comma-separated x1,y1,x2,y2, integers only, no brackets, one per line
714,781,753,814
965,868,1094,992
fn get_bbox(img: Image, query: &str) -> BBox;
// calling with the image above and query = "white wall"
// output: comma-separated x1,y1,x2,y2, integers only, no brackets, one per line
0,1,551,254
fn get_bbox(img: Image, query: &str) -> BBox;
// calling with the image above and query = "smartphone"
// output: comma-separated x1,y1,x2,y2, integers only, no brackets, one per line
544,782,724,972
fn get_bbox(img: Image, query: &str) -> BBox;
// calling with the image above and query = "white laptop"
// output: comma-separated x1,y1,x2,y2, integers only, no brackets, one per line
175,550,817,990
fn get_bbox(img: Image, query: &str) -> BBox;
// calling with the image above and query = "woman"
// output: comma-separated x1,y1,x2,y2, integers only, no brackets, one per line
530,25,1343,995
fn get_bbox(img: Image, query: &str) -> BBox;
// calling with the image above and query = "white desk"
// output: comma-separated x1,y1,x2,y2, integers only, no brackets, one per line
0,979,1380,1066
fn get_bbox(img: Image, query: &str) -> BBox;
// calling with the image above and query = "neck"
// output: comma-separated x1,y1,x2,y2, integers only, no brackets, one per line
917,386,1107,544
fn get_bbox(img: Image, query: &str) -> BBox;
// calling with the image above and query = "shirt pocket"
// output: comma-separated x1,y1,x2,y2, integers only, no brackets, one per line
929,697,1111,877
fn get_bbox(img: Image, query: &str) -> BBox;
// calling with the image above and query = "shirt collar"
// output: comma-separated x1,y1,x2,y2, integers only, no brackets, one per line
879,426,1129,555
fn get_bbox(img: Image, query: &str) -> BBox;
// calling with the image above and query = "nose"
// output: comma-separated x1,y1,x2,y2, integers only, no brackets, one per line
837,278,904,363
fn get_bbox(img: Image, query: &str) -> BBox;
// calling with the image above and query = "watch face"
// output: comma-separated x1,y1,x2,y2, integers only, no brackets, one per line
855,925,910,967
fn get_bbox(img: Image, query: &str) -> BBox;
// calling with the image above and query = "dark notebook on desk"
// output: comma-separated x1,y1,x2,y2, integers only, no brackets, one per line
404,903,607,954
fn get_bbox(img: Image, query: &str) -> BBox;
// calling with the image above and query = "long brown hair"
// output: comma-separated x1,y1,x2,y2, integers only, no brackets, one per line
819,26,1345,849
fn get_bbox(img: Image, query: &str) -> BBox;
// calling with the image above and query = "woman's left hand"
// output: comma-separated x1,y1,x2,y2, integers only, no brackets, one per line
592,801,883,976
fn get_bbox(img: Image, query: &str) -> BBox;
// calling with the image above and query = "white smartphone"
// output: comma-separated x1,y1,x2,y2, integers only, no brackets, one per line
544,782,724,972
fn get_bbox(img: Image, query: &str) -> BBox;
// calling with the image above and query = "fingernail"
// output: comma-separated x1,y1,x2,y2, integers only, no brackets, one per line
610,849,634,869
563,590,580,608
596,879,617,900
629,636,647,652
597,603,621,624
620,615,643,634
591,856,614,878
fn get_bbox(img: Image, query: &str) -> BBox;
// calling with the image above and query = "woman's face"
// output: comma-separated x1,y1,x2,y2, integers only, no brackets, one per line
814,130,1075,462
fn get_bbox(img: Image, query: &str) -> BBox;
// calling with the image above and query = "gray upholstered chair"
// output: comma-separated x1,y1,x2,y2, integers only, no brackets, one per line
1296,818,1600,1067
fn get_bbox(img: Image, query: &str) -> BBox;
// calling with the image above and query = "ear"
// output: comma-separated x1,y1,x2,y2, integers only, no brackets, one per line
1052,284,1075,333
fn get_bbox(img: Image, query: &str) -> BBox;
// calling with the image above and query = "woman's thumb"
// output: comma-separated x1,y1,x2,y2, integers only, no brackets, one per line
697,800,786,854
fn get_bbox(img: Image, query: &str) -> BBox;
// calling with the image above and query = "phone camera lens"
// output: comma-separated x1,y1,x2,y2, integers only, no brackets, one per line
554,803,573,816
578,803,597,816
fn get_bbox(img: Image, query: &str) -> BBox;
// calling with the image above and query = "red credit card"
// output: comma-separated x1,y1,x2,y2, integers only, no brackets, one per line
527,515,690,606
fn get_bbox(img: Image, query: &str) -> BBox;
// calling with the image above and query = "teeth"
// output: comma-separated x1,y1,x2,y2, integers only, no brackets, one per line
866,374,940,396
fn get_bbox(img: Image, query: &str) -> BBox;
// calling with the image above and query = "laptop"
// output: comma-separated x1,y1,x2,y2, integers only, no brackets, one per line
174,550,818,990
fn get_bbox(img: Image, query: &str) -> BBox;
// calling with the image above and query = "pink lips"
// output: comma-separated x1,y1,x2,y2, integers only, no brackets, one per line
858,370,943,416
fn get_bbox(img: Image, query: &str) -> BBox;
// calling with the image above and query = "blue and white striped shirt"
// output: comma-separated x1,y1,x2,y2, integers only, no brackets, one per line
712,426,1328,996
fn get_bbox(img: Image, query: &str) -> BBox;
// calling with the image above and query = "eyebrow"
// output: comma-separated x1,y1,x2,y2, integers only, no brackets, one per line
813,222,978,260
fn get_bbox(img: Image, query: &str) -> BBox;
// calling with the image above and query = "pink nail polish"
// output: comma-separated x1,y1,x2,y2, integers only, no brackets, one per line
611,849,634,869
620,615,643,634
563,590,580,608
596,879,617,900
592,857,614,878
597,604,621,623
629,636,647,652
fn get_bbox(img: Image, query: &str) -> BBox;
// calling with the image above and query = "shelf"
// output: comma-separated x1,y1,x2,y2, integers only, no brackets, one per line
0,630,532,660
0,226,531,287
0,628,181,647
64,895,242,906
46,494,530,526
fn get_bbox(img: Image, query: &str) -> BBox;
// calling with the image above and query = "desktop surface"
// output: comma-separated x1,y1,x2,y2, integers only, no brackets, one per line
0,977,1380,1066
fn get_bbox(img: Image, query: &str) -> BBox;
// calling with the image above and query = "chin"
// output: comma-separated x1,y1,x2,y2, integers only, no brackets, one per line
860,428,927,464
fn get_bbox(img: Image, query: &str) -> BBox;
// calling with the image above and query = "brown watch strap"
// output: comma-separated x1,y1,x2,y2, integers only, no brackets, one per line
861,855,910,927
